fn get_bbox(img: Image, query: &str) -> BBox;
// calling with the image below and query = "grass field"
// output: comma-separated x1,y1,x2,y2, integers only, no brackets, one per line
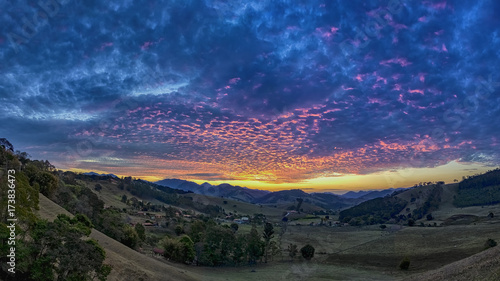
38,178,500,281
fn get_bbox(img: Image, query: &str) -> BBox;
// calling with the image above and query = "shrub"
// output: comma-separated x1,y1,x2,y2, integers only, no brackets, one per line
408,219,415,227
399,257,410,270
175,225,184,236
485,238,497,249
300,244,315,260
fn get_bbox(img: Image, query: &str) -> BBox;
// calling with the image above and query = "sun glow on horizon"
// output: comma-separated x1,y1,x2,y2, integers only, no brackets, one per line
68,160,494,194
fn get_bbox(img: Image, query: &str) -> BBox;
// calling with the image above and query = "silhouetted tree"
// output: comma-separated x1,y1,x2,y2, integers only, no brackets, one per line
300,244,315,260
399,257,410,270
296,198,304,213
288,244,298,261
262,222,274,263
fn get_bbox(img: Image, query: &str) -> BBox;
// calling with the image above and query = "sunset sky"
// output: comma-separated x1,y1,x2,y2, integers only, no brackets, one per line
1,0,499,193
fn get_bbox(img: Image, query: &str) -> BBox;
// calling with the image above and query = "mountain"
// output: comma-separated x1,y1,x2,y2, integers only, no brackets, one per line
83,171,119,178
338,182,449,225
340,190,373,199
340,188,404,200
247,189,358,210
156,178,400,209
155,178,190,189
155,179,270,202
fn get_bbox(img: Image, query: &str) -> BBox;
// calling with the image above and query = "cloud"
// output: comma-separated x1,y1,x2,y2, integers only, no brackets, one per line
0,0,499,184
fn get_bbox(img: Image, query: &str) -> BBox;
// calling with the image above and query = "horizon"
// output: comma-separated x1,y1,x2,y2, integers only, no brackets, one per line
69,159,494,194
1,1,499,193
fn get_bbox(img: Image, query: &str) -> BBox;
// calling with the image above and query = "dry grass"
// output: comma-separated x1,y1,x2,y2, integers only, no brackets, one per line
38,193,202,281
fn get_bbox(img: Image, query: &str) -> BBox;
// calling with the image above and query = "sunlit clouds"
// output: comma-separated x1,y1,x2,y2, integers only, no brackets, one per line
1,0,499,191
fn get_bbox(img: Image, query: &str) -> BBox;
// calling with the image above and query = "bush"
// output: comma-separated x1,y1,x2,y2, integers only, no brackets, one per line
300,244,315,260
485,238,497,249
408,219,415,227
399,257,410,270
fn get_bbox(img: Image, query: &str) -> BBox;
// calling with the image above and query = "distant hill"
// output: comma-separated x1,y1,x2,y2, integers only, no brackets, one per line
340,190,373,199
340,188,403,200
83,171,119,178
155,178,398,209
155,178,270,203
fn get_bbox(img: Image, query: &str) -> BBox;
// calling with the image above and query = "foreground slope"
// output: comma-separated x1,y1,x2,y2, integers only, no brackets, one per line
38,193,201,281
404,243,500,281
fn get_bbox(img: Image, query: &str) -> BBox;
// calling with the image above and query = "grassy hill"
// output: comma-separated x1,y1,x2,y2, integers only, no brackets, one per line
454,169,500,207
404,239,500,281
37,193,202,281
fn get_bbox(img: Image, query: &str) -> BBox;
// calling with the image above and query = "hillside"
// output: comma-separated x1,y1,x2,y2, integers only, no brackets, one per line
454,169,500,207
37,193,202,281
338,172,500,226
404,241,500,281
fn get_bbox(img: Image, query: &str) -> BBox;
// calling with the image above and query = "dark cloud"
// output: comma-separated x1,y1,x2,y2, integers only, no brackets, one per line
0,0,499,183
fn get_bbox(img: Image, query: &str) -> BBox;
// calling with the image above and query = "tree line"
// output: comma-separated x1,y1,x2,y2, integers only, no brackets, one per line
0,141,111,280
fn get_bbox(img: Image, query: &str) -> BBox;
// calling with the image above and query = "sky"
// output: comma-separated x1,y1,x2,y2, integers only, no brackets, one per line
1,0,499,193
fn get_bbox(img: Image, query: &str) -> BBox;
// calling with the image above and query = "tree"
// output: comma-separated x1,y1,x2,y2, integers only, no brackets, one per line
399,257,410,270
35,171,58,196
380,224,387,230
135,223,146,241
121,194,128,203
488,212,494,218
230,223,239,233
262,222,274,263
246,225,264,264
162,237,182,262
288,244,298,261
95,183,103,191
296,198,304,213
121,224,139,248
300,244,315,260
178,235,195,264
408,219,415,227
19,214,111,281
175,225,184,236
485,238,497,249
426,214,433,221
188,220,206,243
0,138,14,152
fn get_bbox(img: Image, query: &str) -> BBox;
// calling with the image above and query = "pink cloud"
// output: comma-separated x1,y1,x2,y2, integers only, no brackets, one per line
418,73,426,82
380,57,412,67
429,1,447,10
98,42,113,51
140,41,154,50
408,89,425,95
228,77,240,84
441,43,448,52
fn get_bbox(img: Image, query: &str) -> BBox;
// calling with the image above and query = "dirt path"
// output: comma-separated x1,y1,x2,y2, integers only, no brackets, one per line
37,194,201,281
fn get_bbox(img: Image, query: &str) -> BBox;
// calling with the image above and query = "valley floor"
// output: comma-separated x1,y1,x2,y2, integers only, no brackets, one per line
37,192,500,281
